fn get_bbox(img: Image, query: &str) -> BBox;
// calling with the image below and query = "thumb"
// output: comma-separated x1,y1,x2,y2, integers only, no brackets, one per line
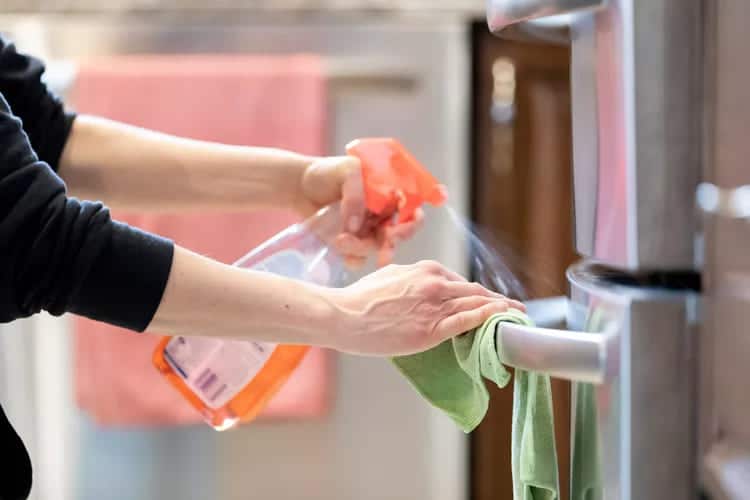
301,156,357,204
302,156,366,233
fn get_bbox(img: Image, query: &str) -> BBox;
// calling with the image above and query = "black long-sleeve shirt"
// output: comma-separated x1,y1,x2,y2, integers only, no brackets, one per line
0,36,175,499
0,39,174,329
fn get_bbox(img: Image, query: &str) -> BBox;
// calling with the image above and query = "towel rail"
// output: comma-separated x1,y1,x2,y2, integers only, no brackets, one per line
326,58,418,91
43,57,419,97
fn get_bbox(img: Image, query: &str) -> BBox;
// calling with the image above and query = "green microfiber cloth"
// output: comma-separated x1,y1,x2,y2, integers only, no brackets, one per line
571,309,604,500
393,309,559,500
571,383,601,500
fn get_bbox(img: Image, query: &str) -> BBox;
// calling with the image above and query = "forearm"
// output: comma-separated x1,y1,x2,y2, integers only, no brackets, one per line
58,115,312,213
148,246,341,346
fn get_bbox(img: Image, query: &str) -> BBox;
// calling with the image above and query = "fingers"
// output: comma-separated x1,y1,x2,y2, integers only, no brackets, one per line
409,259,467,283
442,296,510,315
334,230,397,268
433,301,512,341
304,156,365,232
381,208,424,244
439,280,507,300
334,233,375,259
411,260,525,308
340,202,425,268
509,299,526,311
372,209,424,267
377,243,396,268
339,159,366,234
303,156,348,206
344,255,367,270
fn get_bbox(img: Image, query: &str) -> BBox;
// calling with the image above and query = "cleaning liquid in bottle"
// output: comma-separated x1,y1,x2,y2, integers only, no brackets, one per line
152,138,447,430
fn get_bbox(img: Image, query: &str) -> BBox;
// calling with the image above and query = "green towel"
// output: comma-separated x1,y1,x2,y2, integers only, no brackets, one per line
571,309,604,500
393,309,559,500
571,383,601,500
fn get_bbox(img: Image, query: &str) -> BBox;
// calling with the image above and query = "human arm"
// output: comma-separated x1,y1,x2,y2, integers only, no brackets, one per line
58,115,314,213
0,34,322,218
0,92,172,331
0,90,521,358
0,33,418,267
58,116,422,267
0,36,522,355
149,247,524,356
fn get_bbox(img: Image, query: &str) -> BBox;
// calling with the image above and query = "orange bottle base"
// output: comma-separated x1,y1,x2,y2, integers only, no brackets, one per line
152,336,310,429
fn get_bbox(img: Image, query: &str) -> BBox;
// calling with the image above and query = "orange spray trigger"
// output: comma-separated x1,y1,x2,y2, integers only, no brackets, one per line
345,138,448,223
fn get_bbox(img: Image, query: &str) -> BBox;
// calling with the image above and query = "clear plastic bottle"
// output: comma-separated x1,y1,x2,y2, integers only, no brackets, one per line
152,138,446,430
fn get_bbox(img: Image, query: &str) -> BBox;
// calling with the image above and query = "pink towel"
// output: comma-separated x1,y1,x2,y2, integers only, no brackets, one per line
69,55,334,426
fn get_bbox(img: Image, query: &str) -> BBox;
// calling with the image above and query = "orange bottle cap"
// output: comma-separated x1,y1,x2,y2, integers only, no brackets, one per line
345,138,447,223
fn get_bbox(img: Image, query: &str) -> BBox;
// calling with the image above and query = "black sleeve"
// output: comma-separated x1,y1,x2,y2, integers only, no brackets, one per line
0,34,75,171
0,93,174,331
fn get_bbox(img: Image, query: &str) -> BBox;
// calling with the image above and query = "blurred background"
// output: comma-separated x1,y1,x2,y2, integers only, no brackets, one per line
0,2,577,500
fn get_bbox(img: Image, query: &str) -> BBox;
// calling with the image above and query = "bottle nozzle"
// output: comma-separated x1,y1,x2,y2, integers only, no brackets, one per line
345,138,447,223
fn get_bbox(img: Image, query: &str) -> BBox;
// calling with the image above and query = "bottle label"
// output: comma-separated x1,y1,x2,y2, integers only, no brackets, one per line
162,249,312,410
164,336,276,410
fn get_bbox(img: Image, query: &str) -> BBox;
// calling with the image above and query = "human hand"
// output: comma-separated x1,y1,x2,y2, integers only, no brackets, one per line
323,260,525,356
295,156,423,269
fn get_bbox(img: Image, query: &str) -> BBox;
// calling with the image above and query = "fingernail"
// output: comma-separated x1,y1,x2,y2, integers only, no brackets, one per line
348,216,361,233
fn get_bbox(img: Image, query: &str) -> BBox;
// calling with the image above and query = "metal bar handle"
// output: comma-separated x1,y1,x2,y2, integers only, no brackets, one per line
495,319,609,384
487,0,607,33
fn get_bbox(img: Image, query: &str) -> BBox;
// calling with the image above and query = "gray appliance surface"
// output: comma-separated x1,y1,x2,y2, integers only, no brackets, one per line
488,263,699,500
489,0,703,272
487,4,708,498
567,263,699,500
700,1,750,498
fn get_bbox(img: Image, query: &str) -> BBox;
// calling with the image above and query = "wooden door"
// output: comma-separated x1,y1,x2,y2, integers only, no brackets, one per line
470,24,578,500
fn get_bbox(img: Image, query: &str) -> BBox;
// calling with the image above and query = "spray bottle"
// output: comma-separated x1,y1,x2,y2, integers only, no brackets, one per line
152,138,447,430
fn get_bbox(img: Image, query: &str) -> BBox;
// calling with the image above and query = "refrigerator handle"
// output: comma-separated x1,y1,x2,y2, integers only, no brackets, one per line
499,296,610,384
486,0,607,45
487,0,607,33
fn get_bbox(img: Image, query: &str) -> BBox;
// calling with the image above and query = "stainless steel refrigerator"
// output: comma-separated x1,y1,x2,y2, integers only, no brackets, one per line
486,1,750,499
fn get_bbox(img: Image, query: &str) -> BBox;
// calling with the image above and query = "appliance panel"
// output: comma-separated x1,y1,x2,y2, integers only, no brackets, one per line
568,264,698,500
489,0,702,270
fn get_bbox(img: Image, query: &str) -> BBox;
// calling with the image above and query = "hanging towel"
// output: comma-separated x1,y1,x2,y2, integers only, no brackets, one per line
393,309,559,500
69,54,332,426
571,310,604,500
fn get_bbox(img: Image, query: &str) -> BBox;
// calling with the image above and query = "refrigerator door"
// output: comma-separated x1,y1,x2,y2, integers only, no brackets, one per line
494,262,699,499
489,0,703,271
699,2,750,498
567,263,699,500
